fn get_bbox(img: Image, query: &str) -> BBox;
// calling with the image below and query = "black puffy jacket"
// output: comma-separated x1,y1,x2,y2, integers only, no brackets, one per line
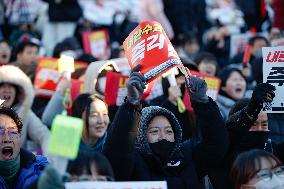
103,98,228,189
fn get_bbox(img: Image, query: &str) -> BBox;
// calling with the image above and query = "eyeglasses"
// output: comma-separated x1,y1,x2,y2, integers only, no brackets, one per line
256,166,284,181
0,128,20,138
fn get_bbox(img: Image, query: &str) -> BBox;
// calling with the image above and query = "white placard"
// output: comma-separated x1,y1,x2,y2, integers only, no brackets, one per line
65,181,167,189
262,46,284,113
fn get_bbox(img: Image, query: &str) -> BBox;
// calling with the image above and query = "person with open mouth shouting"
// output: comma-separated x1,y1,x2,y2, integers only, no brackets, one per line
0,65,50,158
0,106,48,189
216,67,247,121
0,40,11,66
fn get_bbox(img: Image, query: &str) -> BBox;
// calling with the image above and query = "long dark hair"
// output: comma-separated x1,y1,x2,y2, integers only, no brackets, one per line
230,149,282,189
71,93,106,136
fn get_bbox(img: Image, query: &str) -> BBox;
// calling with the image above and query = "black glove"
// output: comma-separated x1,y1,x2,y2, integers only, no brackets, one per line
126,64,146,105
247,83,276,116
186,76,209,103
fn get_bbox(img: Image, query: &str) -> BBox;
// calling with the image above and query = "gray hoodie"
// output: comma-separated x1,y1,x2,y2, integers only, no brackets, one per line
135,106,183,159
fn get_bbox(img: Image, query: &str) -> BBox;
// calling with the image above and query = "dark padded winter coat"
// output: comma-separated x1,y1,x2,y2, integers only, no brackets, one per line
103,98,228,189
209,106,284,189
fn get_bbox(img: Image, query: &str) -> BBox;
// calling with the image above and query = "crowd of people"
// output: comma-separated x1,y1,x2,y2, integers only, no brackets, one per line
0,0,284,189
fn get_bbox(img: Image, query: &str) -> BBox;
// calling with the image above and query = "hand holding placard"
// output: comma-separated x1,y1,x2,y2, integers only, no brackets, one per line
123,21,182,83
186,75,209,103
126,65,146,105
247,83,275,116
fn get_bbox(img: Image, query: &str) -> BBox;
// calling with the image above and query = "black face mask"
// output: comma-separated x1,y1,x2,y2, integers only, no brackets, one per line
240,131,269,150
149,139,175,162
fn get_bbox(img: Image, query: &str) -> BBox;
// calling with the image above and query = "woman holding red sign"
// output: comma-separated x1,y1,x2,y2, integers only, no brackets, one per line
103,65,228,188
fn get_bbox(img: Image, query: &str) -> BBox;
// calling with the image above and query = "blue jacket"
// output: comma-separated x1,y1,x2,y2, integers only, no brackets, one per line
0,149,48,189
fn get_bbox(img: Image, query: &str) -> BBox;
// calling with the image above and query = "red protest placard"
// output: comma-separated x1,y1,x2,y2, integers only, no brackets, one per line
105,72,156,106
190,71,221,100
123,21,181,83
82,30,110,60
105,72,128,106
34,57,88,98
181,71,220,111
70,79,84,102
34,58,61,97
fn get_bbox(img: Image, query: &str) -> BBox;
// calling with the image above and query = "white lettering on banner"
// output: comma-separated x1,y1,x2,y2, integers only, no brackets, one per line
147,34,165,51
131,39,146,64
144,59,182,81
65,181,167,189
131,34,166,65
262,46,284,113
37,69,61,83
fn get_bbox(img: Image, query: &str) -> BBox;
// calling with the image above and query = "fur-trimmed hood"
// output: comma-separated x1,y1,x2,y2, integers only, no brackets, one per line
84,60,119,99
135,106,183,159
0,65,34,120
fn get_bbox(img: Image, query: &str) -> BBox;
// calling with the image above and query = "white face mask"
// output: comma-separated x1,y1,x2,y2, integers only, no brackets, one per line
254,175,284,189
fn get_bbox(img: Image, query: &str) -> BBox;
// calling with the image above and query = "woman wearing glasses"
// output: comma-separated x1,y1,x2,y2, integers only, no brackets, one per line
231,149,284,189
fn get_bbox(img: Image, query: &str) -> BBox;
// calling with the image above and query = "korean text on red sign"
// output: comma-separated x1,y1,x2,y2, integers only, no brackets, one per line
123,21,181,83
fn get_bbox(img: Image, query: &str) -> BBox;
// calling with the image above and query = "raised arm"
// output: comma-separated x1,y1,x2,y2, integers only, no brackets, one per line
41,77,70,128
185,76,228,179
103,65,146,180
227,83,275,148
